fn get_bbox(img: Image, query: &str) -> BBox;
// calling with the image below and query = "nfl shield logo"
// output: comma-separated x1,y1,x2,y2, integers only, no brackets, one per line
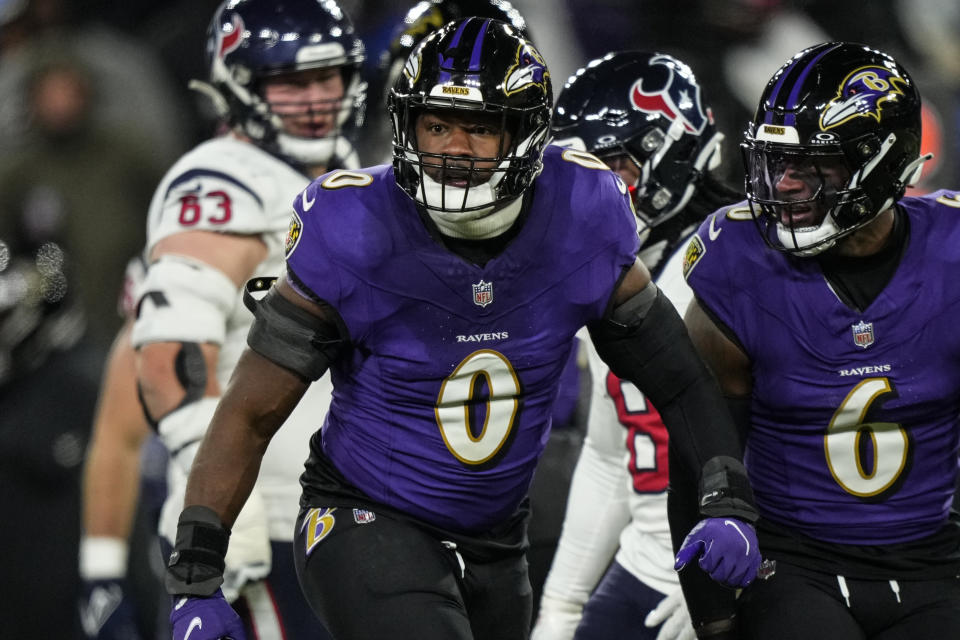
851,320,874,349
472,280,493,307
353,509,376,524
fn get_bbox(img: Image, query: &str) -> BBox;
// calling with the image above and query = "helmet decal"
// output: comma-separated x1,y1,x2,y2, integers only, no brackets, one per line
404,51,422,83
629,55,708,134
217,14,244,60
820,66,907,130
551,51,722,226
503,42,549,96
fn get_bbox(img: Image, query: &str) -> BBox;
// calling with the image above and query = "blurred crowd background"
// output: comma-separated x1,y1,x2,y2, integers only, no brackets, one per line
0,0,957,636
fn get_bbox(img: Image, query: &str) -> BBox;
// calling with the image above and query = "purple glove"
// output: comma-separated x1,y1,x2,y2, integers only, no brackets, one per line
170,590,246,640
674,518,761,588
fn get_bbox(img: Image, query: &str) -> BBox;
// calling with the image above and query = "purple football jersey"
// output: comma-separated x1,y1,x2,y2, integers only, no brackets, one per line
685,191,960,545
285,146,639,532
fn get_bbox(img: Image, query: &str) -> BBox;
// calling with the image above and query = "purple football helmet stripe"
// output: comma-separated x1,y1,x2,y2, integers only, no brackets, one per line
763,44,836,125
782,45,838,126
448,17,470,47
764,56,803,124
437,20,471,83
437,18,489,84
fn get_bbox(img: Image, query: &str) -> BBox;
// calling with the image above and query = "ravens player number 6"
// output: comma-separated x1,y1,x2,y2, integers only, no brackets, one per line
683,42,960,639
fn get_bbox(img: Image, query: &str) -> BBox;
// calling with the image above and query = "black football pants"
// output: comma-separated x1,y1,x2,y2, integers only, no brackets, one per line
738,558,960,639
294,506,532,640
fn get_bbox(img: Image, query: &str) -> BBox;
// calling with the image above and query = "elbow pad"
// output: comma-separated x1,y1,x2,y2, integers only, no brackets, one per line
243,279,344,381
132,255,238,347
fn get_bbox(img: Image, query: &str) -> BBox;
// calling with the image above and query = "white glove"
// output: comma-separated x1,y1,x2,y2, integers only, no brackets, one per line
221,487,272,603
530,594,582,640
644,587,696,640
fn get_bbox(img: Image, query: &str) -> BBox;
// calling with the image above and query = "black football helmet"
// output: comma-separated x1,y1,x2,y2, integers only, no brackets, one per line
388,17,552,213
197,0,366,166
742,42,928,256
552,51,723,227
382,0,531,90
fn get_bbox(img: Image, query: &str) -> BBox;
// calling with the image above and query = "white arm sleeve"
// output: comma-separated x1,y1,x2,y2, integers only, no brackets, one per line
533,429,631,638
158,396,220,469
656,236,696,317
539,429,632,601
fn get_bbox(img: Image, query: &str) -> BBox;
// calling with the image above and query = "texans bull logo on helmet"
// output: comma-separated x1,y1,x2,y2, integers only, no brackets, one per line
629,54,710,135
217,14,244,60
820,65,907,130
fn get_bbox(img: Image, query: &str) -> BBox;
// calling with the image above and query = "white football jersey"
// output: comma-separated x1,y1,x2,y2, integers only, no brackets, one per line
143,135,336,542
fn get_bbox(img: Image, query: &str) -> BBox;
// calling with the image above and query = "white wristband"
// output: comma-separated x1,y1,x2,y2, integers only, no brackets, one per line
79,536,129,580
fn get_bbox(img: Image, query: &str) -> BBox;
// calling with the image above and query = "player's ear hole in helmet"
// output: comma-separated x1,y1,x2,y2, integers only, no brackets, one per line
387,17,552,215
192,0,367,168
741,41,930,256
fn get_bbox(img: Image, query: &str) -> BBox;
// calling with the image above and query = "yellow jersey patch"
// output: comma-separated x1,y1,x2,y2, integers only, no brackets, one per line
284,211,303,258
682,234,706,280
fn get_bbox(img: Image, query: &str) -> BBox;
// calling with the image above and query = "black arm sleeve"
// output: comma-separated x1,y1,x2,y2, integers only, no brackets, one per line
725,394,751,445
588,286,748,494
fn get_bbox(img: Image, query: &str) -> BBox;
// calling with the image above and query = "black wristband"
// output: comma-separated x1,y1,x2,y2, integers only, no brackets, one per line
164,505,230,596
699,456,759,523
